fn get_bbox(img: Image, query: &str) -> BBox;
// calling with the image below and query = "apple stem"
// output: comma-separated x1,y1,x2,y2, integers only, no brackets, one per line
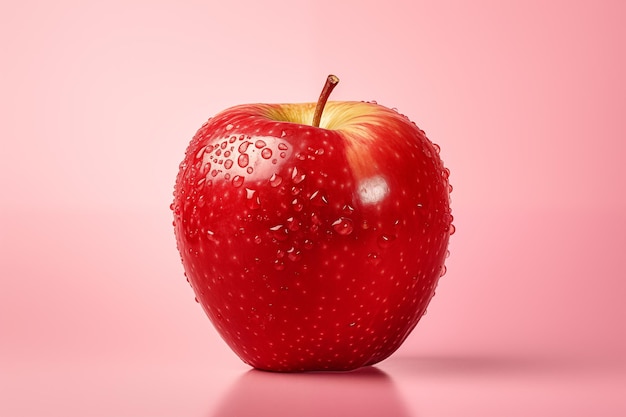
312,74,339,128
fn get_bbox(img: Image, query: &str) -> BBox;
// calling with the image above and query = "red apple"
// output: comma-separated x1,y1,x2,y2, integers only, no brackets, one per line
172,75,453,372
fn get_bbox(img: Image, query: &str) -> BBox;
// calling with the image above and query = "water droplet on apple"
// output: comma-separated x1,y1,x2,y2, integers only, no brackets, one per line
255,140,267,148
342,204,355,215
303,239,313,250
226,124,233,130
238,154,249,168
279,152,287,159
448,183,453,193
332,217,354,235
287,247,302,262
269,173,283,187
232,175,244,187
377,234,395,249
261,148,273,159
278,143,288,150
292,167,306,184
440,265,447,277
246,188,261,210
286,216,300,231
270,224,289,241
224,159,233,169
291,198,304,212
310,190,328,206
254,235,262,244
274,260,286,271
238,141,251,153
246,167,253,174
449,223,456,235
367,252,382,266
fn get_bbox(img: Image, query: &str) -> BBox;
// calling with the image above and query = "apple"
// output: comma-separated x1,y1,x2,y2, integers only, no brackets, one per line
172,75,453,372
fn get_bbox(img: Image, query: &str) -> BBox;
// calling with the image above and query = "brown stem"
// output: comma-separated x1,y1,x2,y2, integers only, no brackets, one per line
312,74,339,127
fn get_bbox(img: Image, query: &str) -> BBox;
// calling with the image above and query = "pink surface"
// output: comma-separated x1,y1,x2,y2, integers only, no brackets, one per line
1,0,625,416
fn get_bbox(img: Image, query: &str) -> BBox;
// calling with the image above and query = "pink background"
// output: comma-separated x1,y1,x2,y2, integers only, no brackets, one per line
1,0,625,415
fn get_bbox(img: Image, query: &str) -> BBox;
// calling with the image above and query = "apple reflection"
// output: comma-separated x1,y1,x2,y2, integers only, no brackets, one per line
210,367,411,417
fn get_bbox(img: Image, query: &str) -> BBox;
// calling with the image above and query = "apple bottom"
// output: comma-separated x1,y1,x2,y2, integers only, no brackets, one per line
181,207,448,372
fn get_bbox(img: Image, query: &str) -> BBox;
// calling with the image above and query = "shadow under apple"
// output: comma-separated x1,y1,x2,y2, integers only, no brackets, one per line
209,366,412,417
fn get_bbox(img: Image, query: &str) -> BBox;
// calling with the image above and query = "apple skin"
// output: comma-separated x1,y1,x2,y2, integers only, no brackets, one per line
172,101,453,372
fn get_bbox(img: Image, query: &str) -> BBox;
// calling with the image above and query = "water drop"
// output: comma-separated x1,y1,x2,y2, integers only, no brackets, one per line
238,154,250,168
449,223,456,235
286,216,300,231
255,140,267,148
206,229,218,243
269,173,283,187
238,141,251,153
232,175,244,187
304,239,313,250
342,204,355,215
287,247,302,262
226,124,233,130
278,143,288,150
280,152,287,158
291,198,304,212
367,252,382,266
274,261,285,271
292,167,306,184
246,167,254,174
254,235,262,244
281,131,287,137
261,148,273,159
432,143,441,154
440,265,447,277
332,217,354,235
270,225,289,241
377,234,396,249
448,183,453,193
224,159,233,169
246,188,261,210
220,141,228,149
310,190,328,206
443,167,450,179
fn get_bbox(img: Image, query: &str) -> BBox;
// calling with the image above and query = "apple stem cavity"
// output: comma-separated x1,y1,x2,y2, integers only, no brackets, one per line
312,74,339,128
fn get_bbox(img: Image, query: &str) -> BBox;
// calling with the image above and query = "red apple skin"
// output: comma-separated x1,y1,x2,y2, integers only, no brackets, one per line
172,101,453,372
